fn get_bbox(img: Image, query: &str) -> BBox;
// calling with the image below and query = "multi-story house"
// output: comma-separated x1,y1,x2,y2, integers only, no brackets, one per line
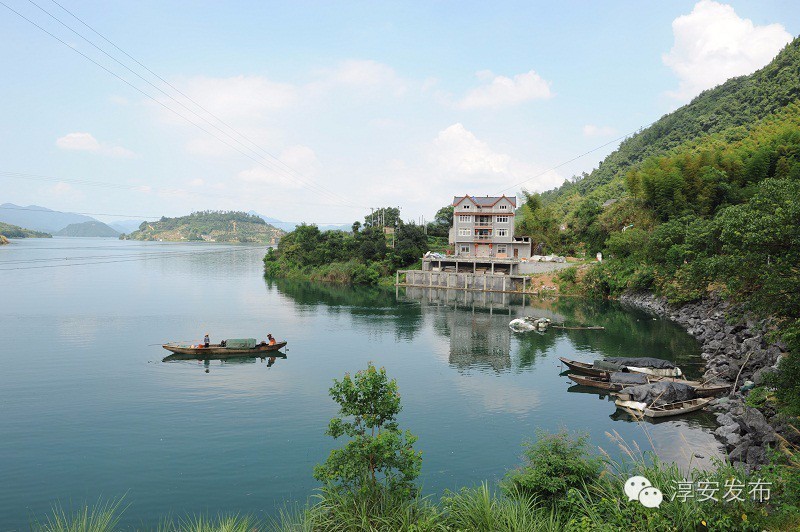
449,195,531,259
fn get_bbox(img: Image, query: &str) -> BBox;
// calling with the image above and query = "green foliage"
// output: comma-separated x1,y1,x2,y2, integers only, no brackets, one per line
441,482,560,532
0,221,51,239
543,37,800,204
264,207,438,285
157,513,262,531
503,430,603,504
313,363,422,501
427,205,454,237
33,498,125,532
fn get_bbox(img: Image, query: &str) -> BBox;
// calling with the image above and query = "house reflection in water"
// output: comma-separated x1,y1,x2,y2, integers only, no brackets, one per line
400,287,517,373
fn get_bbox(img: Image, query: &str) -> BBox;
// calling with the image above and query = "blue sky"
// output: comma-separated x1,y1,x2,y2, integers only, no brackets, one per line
1,1,798,224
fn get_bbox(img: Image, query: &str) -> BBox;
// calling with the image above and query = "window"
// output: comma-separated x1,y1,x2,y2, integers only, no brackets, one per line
463,204,470,209
459,244,470,254
497,229,507,237
458,228,470,236
497,245,507,254
499,204,508,210
458,215,472,223
496,216,509,223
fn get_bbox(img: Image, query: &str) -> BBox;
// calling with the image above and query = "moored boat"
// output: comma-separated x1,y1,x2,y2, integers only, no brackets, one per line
559,357,685,379
567,373,730,398
558,357,614,378
614,397,713,418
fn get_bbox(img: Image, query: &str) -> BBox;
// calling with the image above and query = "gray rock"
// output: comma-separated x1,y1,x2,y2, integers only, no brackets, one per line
746,446,768,467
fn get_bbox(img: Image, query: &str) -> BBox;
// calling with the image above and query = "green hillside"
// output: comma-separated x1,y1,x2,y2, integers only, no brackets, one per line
55,220,120,237
125,211,284,244
0,221,52,240
542,36,800,211
519,37,800,416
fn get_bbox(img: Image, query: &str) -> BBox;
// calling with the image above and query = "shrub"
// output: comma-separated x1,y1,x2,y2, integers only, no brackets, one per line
313,364,422,501
502,430,603,504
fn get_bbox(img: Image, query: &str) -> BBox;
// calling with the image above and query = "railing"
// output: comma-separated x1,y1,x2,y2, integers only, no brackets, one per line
474,235,493,240
475,221,492,226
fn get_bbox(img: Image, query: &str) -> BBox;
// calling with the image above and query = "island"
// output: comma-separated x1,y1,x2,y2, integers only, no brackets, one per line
122,210,284,244
0,222,52,242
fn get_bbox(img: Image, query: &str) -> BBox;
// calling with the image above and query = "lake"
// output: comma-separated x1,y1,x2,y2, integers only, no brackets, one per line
0,238,722,529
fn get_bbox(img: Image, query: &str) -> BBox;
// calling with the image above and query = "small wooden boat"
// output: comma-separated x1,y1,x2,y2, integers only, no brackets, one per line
614,397,713,418
567,373,730,398
559,357,686,379
162,341,287,359
567,374,622,391
558,357,614,378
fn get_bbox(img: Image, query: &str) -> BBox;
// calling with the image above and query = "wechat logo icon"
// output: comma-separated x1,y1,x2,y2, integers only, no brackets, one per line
624,476,663,508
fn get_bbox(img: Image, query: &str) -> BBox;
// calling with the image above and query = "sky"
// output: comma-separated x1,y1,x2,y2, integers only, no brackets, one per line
1,0,798,225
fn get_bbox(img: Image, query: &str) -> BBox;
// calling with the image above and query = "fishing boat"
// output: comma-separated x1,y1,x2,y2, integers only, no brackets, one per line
559,357,684,379
566,373,730,397
162,338,286,359
615,397,713,418
558,357,614,378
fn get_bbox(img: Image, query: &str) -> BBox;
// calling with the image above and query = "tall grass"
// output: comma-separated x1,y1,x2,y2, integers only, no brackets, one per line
32,498,125,532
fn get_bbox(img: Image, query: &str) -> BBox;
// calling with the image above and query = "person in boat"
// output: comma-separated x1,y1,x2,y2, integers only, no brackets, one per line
203,333,210,348
267,334,276,346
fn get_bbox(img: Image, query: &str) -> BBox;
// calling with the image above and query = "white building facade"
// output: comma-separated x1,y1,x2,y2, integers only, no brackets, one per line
449,195,531,259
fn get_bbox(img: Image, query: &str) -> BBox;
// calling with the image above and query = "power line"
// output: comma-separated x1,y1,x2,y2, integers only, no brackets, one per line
0,245,266,271
2,0,364,211
44,0,351,211
496,122,656,195
0,170,370,213
0,205,160,219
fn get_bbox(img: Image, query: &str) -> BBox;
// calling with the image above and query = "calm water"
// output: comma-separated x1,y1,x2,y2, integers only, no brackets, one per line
0,238,722,529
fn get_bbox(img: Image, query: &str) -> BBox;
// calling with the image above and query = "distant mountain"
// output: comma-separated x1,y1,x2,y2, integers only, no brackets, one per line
55,221,120,237
0,221,52,239
0,203,98,233
248,211,351,233
109,219,145,234
126,211,284,243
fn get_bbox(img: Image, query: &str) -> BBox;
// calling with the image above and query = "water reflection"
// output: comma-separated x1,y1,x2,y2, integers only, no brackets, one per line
269,278,423,341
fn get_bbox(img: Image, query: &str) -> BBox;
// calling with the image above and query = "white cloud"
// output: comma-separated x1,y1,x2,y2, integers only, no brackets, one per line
583,124,617,137
174,75,298,123
236,145,321,189
309,59,407,97
663,0,792,100
457,70,553,109
431,123,511,177
55,132,134,158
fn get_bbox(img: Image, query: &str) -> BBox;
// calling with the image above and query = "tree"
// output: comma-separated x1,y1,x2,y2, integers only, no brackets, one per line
364,207,400,228
313,363,422,500
351,221,361,233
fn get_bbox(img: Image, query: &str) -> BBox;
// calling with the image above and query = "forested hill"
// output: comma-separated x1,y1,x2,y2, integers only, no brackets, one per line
543,35,800,204
0,221,52,239
124,211,284,244
55,221,119,237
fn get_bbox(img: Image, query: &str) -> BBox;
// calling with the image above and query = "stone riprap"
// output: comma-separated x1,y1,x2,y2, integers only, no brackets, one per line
619,291,792,471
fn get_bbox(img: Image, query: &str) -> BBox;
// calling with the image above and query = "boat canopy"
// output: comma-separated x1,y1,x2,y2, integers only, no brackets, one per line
224,338,257,349
609,372,647,385
618,382,696,406
604,356,676,369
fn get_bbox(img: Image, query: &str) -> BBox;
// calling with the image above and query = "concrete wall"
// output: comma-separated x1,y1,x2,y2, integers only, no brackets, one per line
402,270,523,292
517,261,575,274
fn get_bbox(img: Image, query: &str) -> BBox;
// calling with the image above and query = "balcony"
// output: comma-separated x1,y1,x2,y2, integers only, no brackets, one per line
475,221,492,227
474,235,493,240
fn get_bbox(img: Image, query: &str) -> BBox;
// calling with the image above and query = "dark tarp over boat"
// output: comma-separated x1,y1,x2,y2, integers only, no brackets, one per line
604,357,676,369
593,360,625,372
609,372,648,385
618,382,697,406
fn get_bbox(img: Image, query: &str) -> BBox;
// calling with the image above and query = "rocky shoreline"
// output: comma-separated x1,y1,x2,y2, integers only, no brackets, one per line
619,291,791,471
